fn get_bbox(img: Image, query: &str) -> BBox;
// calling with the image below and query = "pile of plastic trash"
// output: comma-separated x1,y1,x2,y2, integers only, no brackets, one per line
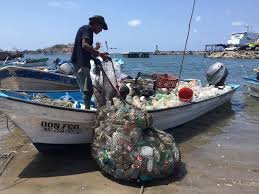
32,93,78,108
92,98,181,182
124,79,233,110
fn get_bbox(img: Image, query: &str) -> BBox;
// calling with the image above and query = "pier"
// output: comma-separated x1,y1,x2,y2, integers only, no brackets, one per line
122,52,150,58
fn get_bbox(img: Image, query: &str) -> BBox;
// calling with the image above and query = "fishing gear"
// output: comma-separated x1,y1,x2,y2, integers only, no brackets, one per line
178,0,196,81
241,64,248,78
93,58,143,109
108,58,120,90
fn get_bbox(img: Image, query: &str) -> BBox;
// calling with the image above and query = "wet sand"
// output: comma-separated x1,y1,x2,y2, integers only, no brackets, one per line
0,101,259,194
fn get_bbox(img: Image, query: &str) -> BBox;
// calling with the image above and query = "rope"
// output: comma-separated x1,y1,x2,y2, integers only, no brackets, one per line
109,59,120,90
178,0,196,81
6,116,14,135
139,185,145,194
0,152,16,176
3,56,9,65
0,178,29,192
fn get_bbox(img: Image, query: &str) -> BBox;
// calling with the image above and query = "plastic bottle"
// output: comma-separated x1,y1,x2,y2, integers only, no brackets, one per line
141,146,154,172
126,95,133,103
75,101,81,109
59,92,75,103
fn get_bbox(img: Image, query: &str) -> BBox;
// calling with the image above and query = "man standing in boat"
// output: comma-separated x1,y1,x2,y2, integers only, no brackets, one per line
71,15,110,109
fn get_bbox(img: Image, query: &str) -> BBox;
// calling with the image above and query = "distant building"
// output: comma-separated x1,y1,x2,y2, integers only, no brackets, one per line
154,44,160,54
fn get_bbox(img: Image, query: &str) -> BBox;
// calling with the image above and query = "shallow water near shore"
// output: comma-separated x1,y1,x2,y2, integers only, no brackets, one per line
0,54,258,193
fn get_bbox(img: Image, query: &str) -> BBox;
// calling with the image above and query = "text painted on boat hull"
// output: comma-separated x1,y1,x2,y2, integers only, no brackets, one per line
41,121,80,134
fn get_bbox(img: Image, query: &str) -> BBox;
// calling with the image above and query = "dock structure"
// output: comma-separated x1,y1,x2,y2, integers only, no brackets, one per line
122,52,150,58
204,44,228,57
205,44,227,52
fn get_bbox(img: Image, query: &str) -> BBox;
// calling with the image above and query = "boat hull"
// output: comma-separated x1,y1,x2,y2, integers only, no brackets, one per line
0,66,79,90
150,89,236,129
0,96,96,145
244,77,259,97
0,84,239,152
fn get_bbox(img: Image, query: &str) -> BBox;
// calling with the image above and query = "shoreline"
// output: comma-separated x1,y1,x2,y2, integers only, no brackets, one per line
22,51,206,56
0,106,258,194
207,51,259,59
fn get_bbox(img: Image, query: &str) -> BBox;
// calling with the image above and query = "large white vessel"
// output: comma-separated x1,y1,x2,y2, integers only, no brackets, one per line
227,32,259,46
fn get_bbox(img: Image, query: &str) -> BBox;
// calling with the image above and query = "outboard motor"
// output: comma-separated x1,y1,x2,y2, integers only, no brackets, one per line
59,62,74,75
53,58,61,66
206,62,228,86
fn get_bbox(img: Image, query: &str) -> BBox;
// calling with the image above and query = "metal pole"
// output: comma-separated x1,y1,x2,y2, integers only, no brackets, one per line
105,41,109,52
241,65,248,78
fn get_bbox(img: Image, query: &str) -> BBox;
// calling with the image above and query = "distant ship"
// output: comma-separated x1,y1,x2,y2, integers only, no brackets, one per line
227,32,259,46
206,24,259,52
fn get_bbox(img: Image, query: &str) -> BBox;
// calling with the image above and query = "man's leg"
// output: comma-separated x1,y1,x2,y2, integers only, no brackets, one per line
83,92,91,109
82,67,93,109
75,67,93,109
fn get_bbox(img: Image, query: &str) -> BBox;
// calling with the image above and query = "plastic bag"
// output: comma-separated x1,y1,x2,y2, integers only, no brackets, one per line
90,58,119,108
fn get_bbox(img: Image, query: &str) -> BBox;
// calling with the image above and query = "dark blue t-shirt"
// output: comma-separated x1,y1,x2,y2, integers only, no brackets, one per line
71,25,93,69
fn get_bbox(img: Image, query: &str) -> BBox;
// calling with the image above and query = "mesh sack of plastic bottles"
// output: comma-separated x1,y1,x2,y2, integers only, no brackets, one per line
92,99,181,182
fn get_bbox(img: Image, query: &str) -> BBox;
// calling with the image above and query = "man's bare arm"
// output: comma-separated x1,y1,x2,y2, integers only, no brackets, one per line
82,38,100,57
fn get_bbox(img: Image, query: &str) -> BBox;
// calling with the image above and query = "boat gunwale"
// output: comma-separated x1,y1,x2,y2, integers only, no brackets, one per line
0,84,239,114
0,90,96,114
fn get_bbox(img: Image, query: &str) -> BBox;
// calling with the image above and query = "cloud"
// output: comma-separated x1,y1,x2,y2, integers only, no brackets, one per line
232,21,243,26
48,1,78,8
128,19,142,27
48,1,61,7
195,16,201,22
193,28,198,33
64,1,78,8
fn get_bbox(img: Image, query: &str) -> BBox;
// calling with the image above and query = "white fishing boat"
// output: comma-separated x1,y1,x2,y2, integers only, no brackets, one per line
150,84,239,129
0,83,239,152
244,76,259,97
0,66,79,91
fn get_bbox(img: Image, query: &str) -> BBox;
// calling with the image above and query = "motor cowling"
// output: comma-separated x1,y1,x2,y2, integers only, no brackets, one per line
59,62,74,75
206,62,228,86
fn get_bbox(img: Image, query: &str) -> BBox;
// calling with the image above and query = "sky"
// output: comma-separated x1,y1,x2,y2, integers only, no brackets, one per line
0,0,259,52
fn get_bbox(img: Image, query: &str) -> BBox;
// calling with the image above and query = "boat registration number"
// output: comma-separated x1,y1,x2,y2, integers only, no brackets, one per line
41,121,80,134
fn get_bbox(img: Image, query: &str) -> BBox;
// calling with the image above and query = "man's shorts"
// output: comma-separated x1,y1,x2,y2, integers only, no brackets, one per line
75,67,93,94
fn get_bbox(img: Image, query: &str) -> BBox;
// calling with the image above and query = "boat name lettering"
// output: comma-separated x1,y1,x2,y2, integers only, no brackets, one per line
41,121,80,134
